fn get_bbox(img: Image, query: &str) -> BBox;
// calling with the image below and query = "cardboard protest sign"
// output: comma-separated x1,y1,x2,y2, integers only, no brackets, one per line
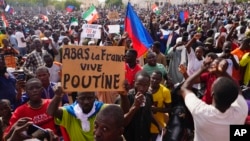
107,11,119,20
81,24,101,39
107,25,120,33
4,55,16,68
62,45,125,92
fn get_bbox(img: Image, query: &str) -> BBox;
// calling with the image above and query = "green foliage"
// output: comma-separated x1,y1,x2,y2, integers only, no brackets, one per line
7,0,81,10
105,0,123,7
49,0,65,10
64,0,81,10
7,0,49,6
235,0,249,3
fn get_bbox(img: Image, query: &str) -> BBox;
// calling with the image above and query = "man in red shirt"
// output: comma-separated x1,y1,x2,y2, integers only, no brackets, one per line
196,58,231,104
4,78,57,140
125,49,142,89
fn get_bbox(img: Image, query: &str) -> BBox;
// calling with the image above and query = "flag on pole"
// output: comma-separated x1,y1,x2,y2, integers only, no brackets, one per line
125,2,153,57
5,5,14,14
40,14,49,22
1,13,9,27
8,7,14,14
82,5,98,24
70,17,78,26
4,4,9,12
151,3,160,15
179,11,189,23
66,5,74,13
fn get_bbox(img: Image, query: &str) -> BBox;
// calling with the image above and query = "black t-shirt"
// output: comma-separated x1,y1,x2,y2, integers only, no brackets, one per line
124,89,153,141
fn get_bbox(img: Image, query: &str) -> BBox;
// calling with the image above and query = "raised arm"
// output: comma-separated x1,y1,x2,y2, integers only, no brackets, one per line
181,58,211,99
226,22,237,41
46,86,63,120
185,33,199,53
123,92,144,126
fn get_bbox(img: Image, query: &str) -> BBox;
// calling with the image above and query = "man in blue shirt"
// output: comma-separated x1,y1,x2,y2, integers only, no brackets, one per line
0,54,18,110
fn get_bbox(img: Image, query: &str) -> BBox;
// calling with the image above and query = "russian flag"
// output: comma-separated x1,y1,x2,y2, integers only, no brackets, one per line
179,11,189,23
125,2,153,57
7,7,14,15
66,5,74,13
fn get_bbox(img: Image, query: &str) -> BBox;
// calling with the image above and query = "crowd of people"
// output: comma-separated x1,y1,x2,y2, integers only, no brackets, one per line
0,1,250,141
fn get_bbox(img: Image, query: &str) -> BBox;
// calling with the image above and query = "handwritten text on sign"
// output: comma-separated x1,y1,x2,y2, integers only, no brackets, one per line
81,24,101,39
62,45,125,92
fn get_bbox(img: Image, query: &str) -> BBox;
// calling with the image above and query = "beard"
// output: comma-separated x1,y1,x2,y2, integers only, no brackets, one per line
0,67,7,76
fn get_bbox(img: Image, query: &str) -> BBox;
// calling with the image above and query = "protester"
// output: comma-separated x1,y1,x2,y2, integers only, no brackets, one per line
1,1,250,141
120,70,161,141
8,30,18,50
21,66,69,105
167,32,187,85
15,26,27,56
0,54,19,110
0,99,12,140
4,78,57,139
94,104,125,141
143,51,167,84
47,90,107,140
149,71,171,141
43,54,62,83
217,41,239,76
42,30,58,59
22,38,49,78
125,49,142,89
152,41,167,66
180,64,248,141
239,52,250,86
4,117,58,141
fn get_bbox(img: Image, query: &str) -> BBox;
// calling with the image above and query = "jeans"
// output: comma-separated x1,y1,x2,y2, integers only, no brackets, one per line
18,47,27,56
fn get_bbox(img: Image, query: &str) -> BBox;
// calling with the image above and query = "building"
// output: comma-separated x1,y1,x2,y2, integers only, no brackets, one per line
122,0,233,8
76,0,101,9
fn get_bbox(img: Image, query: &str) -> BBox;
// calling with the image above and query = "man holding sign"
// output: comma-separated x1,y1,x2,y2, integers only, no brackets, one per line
47,90,106,141
61,45,125,92
47,45,125,140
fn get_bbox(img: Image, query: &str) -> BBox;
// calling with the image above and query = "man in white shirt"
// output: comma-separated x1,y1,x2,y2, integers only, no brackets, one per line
43,54,62,83
217,41,239,76
179,33,204,92
15,26,27,56
180,58,248,141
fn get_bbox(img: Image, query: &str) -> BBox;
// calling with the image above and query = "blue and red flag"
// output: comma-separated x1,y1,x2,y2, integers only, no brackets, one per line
66,5,74,13
125,2,153,57
179,11,189,23
5,5,14,15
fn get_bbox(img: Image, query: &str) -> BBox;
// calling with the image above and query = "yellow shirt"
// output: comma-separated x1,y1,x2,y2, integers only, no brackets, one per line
239,53,250,85
151,84,171,133
0,34,8,48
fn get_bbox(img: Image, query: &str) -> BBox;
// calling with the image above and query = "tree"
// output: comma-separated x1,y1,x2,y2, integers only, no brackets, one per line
105,0,123,7
49,0,64,10
39,0,49,6
235,0,248,3
7,0,48,7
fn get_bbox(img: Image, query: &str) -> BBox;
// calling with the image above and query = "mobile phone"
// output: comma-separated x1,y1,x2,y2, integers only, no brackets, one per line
16,73,26,81
27,124,50,140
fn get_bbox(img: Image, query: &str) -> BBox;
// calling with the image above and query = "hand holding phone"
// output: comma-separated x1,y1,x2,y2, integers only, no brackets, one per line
27,124,50,140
